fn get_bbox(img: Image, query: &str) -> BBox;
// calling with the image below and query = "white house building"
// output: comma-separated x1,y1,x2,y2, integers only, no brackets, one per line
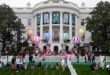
12,0,93,52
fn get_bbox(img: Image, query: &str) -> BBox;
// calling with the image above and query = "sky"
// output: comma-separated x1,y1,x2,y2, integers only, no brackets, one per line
0,0,110,8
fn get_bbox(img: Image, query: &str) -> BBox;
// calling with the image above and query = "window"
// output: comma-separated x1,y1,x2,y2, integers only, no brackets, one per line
43,12,50,25
63,32,69,40
37,32,40,36
52,30,59,41
27,18,31,26
72,14,75,26
36,14,41,26
18,18,21,22
63,13,69,25
81,19,85,26
52,12,60,24
72,28,75,36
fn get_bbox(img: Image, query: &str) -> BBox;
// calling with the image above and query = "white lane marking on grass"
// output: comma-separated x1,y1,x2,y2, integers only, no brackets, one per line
67,59,77,75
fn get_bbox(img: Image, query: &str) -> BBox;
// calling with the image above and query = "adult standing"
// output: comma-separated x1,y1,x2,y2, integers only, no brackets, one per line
11,55,16,70
99,55,106,69
60,58,66,71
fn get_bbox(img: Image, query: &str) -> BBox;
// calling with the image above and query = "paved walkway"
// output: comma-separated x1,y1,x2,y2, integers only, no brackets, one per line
67,59,77,75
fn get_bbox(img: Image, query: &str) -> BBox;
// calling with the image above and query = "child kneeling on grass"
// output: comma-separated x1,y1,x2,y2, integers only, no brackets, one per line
56,63,60,70
50,63,54,70
44,63,48,71
106,65,110,75
90,63,99,72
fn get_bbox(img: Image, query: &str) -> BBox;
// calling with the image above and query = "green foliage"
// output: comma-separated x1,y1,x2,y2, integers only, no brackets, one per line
0,4,25,52
86,1,110,52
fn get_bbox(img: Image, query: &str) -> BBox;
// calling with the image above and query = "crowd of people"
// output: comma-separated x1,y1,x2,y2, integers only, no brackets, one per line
0,46,109,75
0,52,69,72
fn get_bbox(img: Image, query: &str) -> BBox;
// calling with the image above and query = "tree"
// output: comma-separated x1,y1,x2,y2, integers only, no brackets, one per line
0,4,25,53
86,1,110,52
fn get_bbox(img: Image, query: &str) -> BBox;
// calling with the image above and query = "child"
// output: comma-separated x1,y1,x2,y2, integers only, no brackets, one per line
90,63,98,72
11,56,16,70
0,61,2,68
60,59,65,71
44,63,48,71
106,65,110,75
50,63,54,70
24,63,27,70
56,63,60,70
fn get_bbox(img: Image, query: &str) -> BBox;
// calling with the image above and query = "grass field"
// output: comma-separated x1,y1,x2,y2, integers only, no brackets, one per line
0,64,108,75
73,64,107,75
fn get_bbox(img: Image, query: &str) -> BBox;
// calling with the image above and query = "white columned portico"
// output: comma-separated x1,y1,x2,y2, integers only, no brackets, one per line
40,13,43,43
60,12,63,50
49,12,52,46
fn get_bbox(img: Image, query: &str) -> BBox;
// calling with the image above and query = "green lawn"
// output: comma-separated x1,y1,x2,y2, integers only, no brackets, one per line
0,65,70,75
0,64,107,75
73,64,107,75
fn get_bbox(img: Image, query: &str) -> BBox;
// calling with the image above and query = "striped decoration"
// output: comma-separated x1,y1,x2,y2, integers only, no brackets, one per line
72,36,80,44
44,32,49,42
32,36,41,46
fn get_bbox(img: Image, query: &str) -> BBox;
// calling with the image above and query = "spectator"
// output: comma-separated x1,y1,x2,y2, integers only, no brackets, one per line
16,58,21,72
44,63,48,71
37,62,41,69
0,61,2,68
56,63,60,70
11,55,16,70
60,58,66,71
90,63,99,72
92,53,95,63
88,52,91,62
85,53,88,63
99,55,105,69
50,63,54,70
106,65,110,75
29,53,33,66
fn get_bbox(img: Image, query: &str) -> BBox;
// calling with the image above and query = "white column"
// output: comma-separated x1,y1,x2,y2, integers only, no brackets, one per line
69,13,72,43
60,12,63,44
49,12,52,45
34,15,37,36
40,13,43,43
75,15,79,36
59,12,63,51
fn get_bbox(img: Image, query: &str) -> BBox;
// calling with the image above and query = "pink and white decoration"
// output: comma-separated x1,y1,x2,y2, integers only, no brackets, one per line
72,36,80,45
65,54,72,60
31,36,41,46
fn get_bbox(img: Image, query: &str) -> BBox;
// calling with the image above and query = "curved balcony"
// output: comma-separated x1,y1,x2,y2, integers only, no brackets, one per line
33,0,80,13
